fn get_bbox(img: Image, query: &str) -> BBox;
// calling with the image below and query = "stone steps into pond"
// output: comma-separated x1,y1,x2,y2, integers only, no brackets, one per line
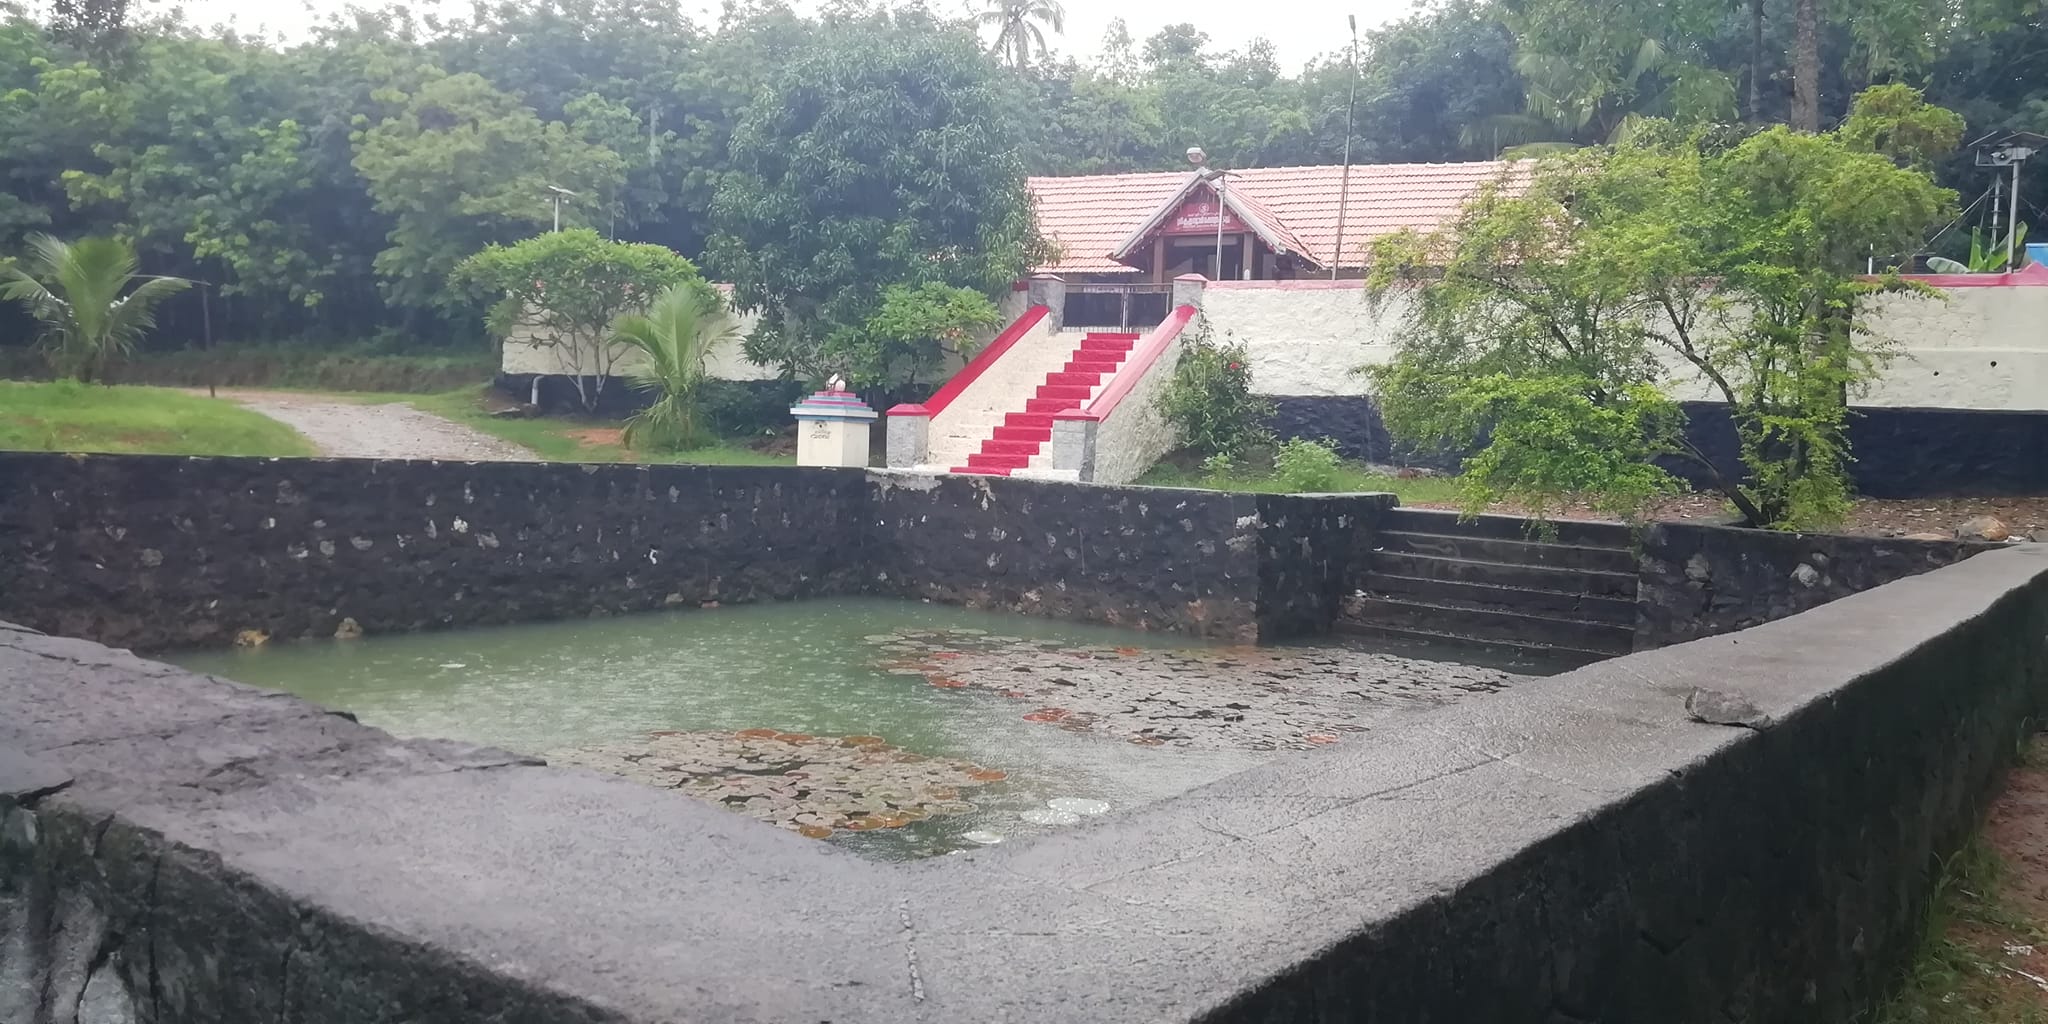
1343,508,1640,659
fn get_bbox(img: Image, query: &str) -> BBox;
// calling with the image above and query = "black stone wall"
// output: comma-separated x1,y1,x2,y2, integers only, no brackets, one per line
864,473,1394,641
0,453,868,651
1271,394,2048,498
1267,396,1459,470
6,538,2046,1024
1252,492,1393,639
1635,520,1994,648
1218,550,2048,1023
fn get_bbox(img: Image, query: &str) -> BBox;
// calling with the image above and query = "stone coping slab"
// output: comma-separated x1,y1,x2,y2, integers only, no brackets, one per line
5,544,2047,1021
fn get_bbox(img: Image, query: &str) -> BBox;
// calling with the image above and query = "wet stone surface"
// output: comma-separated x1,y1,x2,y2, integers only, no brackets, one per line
548,730,1007,838
867,628,1521,752
554,628,1527,849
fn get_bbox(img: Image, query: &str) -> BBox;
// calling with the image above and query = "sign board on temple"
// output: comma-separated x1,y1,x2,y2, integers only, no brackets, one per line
1160,197,1246,236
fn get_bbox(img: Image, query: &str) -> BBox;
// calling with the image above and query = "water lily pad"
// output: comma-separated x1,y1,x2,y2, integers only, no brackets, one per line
1047,798,1109,816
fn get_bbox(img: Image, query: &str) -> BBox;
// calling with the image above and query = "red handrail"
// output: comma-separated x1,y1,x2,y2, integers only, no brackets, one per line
889,305,1050,417
1059,304,1198,423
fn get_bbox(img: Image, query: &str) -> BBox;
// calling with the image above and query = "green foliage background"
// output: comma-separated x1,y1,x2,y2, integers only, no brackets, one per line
0,0,2040,357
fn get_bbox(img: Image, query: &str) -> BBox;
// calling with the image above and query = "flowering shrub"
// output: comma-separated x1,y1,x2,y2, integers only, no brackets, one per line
1161,332,1273,457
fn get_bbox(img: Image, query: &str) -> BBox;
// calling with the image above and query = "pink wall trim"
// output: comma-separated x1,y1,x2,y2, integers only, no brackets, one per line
1894,264,2048,288
912,305,1051,417
1067,304,1200,422
1198,264,2048,291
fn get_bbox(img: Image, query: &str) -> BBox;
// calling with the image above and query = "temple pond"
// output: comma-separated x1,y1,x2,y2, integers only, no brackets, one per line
170,598,1554,859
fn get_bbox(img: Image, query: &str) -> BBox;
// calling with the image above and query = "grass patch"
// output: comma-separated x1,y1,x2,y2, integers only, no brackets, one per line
1137,456,1467,504
0,379,316,457
367,386,795,466
1877,836,2048,1024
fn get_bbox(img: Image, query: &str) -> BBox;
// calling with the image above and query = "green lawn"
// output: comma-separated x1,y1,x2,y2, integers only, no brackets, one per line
1136,458,1468,504
368,386,796,466
0,379,316,457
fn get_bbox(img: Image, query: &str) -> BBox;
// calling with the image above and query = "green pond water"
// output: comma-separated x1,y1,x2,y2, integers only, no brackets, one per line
171,598,1278,858
169,597,1536,859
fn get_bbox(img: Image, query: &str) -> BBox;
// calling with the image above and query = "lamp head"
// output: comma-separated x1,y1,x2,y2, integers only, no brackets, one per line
1186,146,1207,167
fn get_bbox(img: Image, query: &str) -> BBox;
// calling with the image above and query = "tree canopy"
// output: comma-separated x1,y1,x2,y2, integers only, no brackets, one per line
1366,87,1962,528
0,0,2037,356
707,9,1042,391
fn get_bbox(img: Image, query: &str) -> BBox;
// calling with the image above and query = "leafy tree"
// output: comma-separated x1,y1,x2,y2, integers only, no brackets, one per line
351,72,626,323
978,0,1064,70
707,10,1042,389
2,234,188,382
1301,2,1525,164
455,228,707,409
615,282,736,450
858,283,1002,393
1366,88,1960,528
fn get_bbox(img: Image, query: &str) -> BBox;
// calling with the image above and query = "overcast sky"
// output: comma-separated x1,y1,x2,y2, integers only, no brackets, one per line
144,0,1425,72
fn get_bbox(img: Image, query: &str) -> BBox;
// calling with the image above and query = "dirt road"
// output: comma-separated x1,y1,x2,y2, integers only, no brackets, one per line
210,390,534,461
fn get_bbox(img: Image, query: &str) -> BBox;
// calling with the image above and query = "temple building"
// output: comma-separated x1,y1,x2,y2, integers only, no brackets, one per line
1022,161,1514,327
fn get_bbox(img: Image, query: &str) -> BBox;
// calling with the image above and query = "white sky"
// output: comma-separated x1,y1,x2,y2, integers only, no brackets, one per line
145,0,1425,72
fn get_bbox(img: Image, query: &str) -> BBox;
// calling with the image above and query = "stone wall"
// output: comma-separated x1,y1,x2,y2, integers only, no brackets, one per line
1635,520,1994,648
6,541,2045,1024
0,452,868,651
864,471,1394,642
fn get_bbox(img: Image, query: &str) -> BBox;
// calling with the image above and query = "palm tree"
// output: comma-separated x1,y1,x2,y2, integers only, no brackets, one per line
979,0,1064,70
613,284,735,451
1,234,189,383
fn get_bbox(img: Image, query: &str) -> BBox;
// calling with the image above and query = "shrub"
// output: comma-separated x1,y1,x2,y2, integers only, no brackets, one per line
701,379,805,437
1161,333,1273,457
1273,437,1345,492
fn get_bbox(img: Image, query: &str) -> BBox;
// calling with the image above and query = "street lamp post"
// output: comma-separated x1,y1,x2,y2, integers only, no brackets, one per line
543,184,578,233
1332,14,1359,280
1186,146,1228,280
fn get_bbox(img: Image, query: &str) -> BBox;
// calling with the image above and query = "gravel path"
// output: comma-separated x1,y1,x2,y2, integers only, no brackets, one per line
211,390,535,462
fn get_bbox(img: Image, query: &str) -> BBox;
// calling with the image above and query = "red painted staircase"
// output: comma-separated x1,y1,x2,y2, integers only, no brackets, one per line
951,332,1140,475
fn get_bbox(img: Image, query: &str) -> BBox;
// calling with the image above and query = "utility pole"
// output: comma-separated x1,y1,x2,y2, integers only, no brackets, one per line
1331,14,1358,280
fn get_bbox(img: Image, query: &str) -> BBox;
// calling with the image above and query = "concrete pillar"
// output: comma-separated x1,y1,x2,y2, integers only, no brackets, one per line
885,404,930,469
1026,273,1067,333
1171,273,1207,310
1050,411,1098,482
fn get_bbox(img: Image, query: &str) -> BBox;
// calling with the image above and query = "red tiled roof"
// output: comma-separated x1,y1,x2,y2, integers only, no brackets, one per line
1027,161,1525,275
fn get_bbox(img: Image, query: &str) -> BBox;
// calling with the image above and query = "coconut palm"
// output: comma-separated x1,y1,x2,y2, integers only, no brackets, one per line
979,0,1064,69
613,283,735,451
1,234,189,383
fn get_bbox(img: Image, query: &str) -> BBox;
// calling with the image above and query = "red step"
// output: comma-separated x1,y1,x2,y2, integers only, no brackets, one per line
1036,384,1092,400
1024,398,1075,414
1080,336,1135,353
1005,412,1055,429
993,425,1051,442
1065,360,1121,374
967,452,1030,470
1044,371,1103,387
1085,332,1141,341
978,438,1043,456
951,466,1010,476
